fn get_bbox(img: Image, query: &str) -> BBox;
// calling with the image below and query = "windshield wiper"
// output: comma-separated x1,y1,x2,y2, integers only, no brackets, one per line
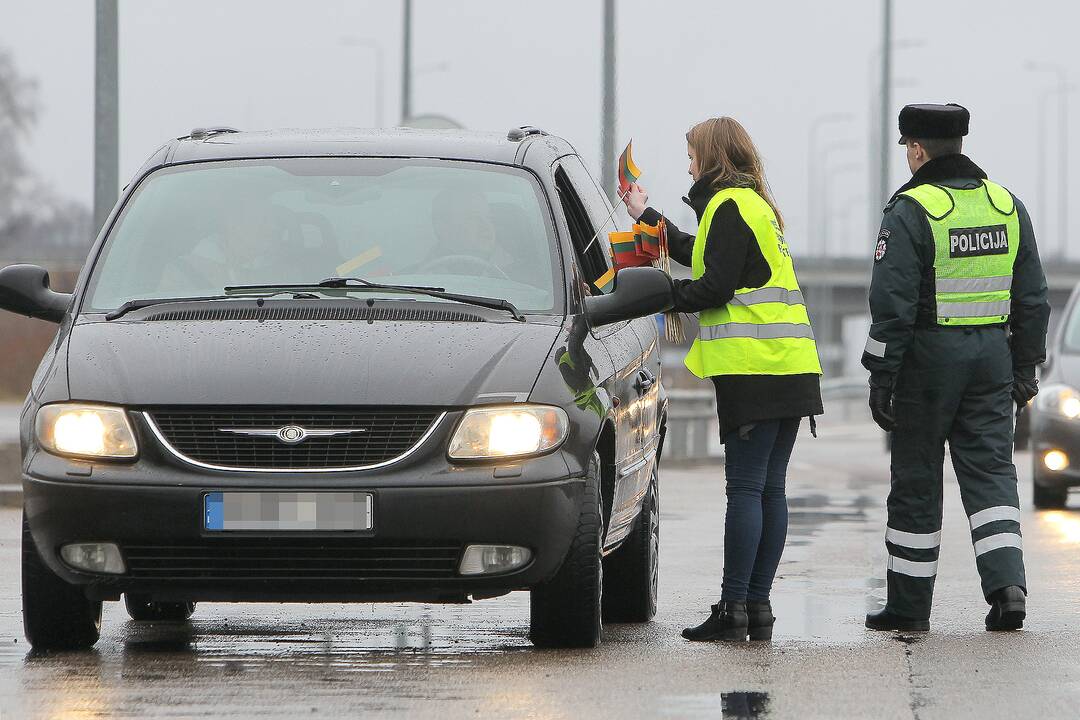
104,290,319,321
225,277,527,322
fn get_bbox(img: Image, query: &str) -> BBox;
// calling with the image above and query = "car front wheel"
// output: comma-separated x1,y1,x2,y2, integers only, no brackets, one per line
22,512,102,650
529,454,603,648
1033,466,1068,509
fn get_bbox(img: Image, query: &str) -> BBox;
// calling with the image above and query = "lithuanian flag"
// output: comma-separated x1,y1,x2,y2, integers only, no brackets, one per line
617,140,641,195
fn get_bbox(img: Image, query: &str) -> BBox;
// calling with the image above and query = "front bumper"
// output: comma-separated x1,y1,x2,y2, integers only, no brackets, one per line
1030,413,1080,487
23,452,584,603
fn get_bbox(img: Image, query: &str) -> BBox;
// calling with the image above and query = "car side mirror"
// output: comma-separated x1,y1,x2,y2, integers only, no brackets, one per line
0,264,73,323
583,267,673,327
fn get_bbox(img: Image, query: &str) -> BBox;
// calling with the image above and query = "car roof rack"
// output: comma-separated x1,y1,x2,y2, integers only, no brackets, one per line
184,126,241,141
507,126,548,141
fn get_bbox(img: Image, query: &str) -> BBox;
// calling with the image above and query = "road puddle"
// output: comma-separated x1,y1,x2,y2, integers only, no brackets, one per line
657,691,771,719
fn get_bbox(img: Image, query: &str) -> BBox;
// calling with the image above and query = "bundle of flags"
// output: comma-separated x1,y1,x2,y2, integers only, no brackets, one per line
594,141,684,343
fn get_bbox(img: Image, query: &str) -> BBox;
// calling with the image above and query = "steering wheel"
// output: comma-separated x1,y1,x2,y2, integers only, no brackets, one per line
417,254,508,279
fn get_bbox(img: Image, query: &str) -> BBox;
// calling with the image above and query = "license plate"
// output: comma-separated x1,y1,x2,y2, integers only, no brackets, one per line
204,492,373,531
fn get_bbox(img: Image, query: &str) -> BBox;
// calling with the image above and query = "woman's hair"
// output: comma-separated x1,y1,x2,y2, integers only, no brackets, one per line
686,117,784,231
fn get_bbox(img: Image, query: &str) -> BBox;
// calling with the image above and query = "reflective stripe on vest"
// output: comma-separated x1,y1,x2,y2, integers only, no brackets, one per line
728,287,805,306
899,180,1020,327
698,322,816,341
684,187,822,379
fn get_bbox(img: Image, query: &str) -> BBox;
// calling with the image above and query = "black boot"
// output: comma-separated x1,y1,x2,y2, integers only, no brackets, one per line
985,586,1026,631
682,602,748,641
746,600,775,641
865,607,930,631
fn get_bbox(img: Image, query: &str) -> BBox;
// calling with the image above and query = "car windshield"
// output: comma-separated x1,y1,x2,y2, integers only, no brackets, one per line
83,157,560,313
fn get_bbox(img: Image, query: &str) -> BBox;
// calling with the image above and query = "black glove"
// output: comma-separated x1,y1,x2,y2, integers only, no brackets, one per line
868,374,896,432
1011,366,1039,409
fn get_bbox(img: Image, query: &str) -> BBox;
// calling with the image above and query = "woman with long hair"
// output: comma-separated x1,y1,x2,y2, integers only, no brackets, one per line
624,117,823,641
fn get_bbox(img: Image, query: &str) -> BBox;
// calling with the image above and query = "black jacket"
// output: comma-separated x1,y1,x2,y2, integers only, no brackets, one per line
640,175,823,439
861,154,1050,385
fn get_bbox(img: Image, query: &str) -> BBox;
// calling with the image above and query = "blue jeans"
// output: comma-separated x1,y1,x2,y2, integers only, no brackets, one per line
720,418,801,602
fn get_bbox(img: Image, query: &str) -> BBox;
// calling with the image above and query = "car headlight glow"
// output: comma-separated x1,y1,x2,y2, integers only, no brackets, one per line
448,405,569,460
36,403,138,460
1036,384,1080,419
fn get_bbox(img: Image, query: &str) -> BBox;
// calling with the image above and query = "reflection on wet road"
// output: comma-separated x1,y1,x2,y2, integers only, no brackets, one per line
2,426,1080,718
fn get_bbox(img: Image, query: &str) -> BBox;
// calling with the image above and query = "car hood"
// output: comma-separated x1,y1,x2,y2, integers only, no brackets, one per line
66,316,563,407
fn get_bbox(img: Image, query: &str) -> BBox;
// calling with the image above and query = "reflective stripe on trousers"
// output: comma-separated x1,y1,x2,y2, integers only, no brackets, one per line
698,322,815,341
935,275,1013,293
888,555,938,578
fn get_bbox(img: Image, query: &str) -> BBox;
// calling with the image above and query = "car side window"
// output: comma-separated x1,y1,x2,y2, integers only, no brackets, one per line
554,163,614,296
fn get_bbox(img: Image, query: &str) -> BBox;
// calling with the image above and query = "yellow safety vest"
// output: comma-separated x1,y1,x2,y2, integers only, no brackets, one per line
899,180,1020,326
684,187,823,379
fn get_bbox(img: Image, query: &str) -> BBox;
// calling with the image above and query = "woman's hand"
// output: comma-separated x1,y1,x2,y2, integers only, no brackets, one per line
622,182,648,221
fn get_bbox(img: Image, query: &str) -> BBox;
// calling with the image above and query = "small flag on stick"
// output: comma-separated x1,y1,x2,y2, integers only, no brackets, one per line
617,140,641,196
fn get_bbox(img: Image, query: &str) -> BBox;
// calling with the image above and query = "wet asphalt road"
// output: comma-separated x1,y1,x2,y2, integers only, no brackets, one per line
2,424,1080,719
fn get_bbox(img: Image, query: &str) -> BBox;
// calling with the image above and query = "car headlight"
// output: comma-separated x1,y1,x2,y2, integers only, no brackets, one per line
1036,384,1080,420
448,405,569,460
36,403,138,460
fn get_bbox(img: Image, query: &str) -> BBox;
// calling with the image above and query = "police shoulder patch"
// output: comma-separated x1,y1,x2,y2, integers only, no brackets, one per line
874,228,890,262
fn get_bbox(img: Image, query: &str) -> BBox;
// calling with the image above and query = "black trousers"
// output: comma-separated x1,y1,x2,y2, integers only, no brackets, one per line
885,326,1026,620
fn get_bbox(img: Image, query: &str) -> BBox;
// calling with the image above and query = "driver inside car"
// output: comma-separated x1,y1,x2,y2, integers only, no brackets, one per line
421,188,523,281
158,201,283,292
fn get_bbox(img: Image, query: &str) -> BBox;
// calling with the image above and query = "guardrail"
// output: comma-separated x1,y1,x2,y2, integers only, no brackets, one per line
662,376,873,462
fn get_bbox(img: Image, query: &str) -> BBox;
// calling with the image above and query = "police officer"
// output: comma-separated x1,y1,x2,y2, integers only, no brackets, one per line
862,103,1050,632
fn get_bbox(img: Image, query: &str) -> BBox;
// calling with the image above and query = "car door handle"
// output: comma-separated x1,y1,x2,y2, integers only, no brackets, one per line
634,370,655,393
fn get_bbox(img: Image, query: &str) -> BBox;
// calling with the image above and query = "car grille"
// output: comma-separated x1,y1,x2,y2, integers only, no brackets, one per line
123,539,462,581
147,408,442,470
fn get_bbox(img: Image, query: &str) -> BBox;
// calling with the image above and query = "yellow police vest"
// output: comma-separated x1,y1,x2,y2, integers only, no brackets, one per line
899,180,1019,326
684,187,823,379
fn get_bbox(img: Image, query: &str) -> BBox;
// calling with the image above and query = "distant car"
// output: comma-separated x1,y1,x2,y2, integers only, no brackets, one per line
3,126,672,650
1029,282,1080,508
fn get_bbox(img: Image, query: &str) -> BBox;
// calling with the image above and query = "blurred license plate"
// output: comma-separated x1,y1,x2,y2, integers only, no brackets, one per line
204,492,372,531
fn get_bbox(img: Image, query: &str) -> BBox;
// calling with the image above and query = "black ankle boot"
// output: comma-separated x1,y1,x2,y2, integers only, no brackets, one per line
985,586,1026,631
865,607,930,631
682,602,748,641
746,600,775,641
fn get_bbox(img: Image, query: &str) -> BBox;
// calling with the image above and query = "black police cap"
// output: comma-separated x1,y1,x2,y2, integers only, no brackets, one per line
897,103,969,144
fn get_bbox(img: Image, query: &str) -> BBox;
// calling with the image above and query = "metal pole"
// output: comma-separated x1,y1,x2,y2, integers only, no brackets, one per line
601,0,617,202
1036,87,1053,243
808,113,852,257
1059,70,1068,260
878,0,893,209
93,0,119,235
401,0,412,124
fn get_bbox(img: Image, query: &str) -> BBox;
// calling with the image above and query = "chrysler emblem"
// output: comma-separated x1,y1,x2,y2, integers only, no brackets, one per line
276,425,307,444
218,425,366,445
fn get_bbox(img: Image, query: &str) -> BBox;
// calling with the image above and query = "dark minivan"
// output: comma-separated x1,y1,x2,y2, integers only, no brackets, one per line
3,126,672,649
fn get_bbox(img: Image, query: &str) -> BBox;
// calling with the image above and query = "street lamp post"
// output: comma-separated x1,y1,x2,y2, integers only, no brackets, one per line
820,162,861,376
816,140,856,256
1028,62,1070,259
808,113,853,256
340,37,385,128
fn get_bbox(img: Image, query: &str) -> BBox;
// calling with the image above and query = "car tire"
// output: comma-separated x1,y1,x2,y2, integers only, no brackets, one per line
125,594,196,622
1032,467,1068,510
22,511,102,650
529,453,603,649
601,466,658,623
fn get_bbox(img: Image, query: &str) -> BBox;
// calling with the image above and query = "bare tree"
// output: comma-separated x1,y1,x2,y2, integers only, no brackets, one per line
0,47,91,265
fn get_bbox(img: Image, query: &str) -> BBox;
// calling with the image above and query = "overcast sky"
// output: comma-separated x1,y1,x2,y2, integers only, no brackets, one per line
2,0,1078,257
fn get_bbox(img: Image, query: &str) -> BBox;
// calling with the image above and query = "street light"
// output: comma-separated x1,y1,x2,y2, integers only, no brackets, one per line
808,113,853,256
819,162,861,376
1027,61,1071,259
340,37,385,128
